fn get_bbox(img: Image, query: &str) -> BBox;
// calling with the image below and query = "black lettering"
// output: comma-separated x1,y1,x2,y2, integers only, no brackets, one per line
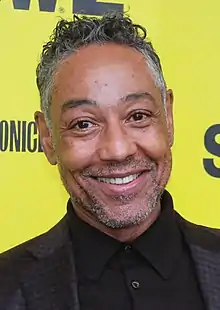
0,120,42,153
12,0,57,12
12,0,31,10
203,124,220,178
73,0,123,15
0,121,9,152
9,120,21,152
21,121,27,152
27,121,37,153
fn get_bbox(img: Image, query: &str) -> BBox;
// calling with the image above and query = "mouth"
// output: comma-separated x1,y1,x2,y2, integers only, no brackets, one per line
96,173,142,185
87,171,148,197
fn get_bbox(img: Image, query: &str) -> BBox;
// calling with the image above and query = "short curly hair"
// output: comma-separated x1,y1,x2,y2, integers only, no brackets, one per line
36,12,167,127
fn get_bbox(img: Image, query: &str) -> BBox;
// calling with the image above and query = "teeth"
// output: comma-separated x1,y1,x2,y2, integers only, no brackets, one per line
97,173,140,185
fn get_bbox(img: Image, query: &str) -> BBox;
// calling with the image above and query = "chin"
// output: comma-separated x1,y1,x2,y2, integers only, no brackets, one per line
94,196,159,228
97,208,154,229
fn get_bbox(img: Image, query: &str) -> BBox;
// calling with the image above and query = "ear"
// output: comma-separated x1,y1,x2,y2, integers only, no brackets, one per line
165,89,174,147
34,111,57,165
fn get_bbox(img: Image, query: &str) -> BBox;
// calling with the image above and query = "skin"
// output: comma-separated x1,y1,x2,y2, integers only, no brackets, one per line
35,43,174,242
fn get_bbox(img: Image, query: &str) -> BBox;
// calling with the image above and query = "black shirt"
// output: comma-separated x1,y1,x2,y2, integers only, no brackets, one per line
67,190,205,310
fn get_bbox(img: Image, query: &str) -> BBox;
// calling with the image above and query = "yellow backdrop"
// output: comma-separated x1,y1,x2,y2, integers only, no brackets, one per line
0,0,220,253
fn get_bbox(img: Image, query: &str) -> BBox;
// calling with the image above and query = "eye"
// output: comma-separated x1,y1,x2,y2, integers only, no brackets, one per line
129,111,150,122
70,120,95,131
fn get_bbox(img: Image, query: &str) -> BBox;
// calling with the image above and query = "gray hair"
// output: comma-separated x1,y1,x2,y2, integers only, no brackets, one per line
36,12,167,128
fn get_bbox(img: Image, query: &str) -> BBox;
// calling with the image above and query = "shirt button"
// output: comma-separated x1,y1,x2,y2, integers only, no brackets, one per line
124,244,132,252
131,281,140,289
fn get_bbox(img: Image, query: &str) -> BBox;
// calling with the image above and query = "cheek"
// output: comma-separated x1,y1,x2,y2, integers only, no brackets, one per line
56,137,96,171
137,128,170,160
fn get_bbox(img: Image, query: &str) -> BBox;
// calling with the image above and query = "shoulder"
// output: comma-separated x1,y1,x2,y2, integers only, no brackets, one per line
0,235,42,309
175,212,220,251
0,214,75,309
0,215,69,307
0,237,34,307
0,215,69,262
0,215,69,285
0,218,67,310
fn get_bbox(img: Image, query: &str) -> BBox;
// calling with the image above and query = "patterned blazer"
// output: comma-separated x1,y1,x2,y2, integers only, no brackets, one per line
0,213,220,310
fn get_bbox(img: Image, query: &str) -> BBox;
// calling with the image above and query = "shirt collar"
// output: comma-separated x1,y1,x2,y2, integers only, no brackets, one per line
67,202,121,280
67,190,183,280
133,190,183,279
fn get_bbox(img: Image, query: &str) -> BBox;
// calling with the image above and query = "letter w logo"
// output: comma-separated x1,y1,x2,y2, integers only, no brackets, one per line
12,0,57,12
12,0,124,14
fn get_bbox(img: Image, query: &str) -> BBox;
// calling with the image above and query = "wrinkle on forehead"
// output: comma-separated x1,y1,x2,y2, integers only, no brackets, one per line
52,43,162,111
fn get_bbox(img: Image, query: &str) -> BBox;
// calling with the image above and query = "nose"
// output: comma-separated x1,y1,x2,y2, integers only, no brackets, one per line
98,124,137,162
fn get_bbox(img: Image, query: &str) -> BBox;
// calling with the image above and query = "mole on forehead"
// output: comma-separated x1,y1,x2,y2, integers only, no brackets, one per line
93,82,110,88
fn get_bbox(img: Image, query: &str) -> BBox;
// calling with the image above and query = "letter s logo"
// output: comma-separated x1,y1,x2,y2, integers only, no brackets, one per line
203,124,220,178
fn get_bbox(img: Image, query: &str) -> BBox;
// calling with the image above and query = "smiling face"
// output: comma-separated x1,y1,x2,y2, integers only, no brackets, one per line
36,43,174,229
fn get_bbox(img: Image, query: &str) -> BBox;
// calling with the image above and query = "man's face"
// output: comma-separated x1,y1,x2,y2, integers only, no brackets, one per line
37,43,174,228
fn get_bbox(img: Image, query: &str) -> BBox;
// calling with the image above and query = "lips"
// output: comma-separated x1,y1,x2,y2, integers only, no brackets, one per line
97,173,141,185
87,171,149,197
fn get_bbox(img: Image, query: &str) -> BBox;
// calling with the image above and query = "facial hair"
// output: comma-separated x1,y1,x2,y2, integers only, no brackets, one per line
57,154,172,229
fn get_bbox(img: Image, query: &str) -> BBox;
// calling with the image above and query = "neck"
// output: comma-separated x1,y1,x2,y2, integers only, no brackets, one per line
74,204,161,243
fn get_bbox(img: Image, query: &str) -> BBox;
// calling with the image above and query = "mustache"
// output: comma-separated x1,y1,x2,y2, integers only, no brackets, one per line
81,157,157,177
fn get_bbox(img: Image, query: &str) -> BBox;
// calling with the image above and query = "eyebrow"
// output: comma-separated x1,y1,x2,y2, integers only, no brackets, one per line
122,91,156,104
61,91,155,112
61,99,97,112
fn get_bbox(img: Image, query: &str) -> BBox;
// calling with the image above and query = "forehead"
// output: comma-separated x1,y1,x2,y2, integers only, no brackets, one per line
52,43,160,108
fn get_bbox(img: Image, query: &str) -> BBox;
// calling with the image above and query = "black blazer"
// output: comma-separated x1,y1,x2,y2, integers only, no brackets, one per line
0,213,220,310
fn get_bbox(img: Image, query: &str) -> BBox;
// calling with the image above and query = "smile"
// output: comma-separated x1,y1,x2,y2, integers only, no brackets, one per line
88,171,148,196
96,173,141,185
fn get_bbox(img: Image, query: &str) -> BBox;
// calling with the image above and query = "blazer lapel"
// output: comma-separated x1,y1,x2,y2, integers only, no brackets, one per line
177,214,220,310
20,217,80,310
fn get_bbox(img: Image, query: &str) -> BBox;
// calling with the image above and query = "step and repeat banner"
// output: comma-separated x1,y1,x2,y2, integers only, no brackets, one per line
0,0,220,253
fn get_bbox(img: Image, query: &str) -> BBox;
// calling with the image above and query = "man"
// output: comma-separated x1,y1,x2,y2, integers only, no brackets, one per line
0,12,220,310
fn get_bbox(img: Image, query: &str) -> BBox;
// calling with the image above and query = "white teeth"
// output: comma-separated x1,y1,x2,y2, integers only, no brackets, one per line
97,173,140,185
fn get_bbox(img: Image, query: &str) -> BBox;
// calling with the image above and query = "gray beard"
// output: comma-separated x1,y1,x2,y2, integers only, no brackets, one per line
57,155,170,229
70,185,163,229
